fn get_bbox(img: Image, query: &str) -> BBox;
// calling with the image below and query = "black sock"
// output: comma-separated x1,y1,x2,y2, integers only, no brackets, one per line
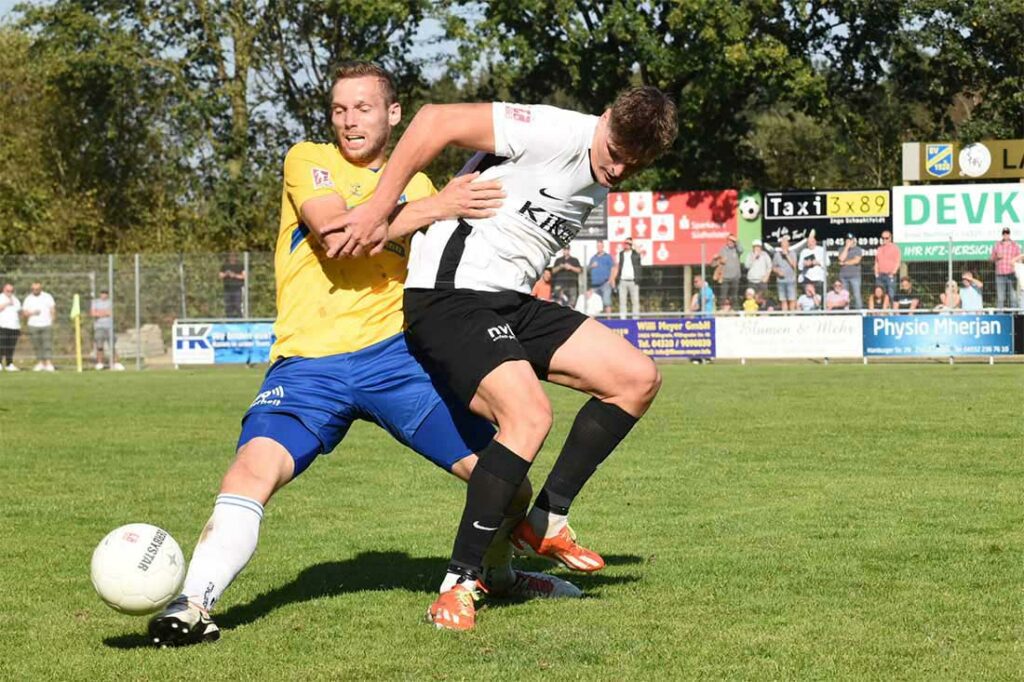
449,440,532,575
536,398,638,515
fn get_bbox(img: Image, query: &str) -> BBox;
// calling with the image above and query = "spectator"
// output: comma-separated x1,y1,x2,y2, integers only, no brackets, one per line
796,283,820,311
1015,252,1024,305
719,298,735,313
797,234,828,282
825,280,850,311
959,271,984,311
587,240,615,314
712,234,743,306
874,230,900,301
22,282,55,372
754,289,772,312
744,240,772,295
989,227,1020,309
219,253,246,318
741,287,759,313
614,237,643,319
772,236,798,311
552,246,582,307
799,252,826,291
531,268,553,301
0,282,21,371
689,275,715,314
892,277,920,312
90,290,124,371
574,288,604,317
867,285,891,312
837,233,864,309
937,280,960,311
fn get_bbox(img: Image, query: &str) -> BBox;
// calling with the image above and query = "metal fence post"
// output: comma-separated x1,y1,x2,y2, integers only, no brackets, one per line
947,236,953,286
108,255,115,362
243,250,250,318
178,254,188,319
134,253,141,371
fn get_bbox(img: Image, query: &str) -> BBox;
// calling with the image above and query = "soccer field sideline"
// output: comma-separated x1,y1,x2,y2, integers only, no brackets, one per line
0,364,1021,679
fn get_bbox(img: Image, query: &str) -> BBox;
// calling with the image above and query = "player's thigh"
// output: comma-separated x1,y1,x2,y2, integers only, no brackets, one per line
404,289,531,409
547,317,660,411
470,359,552,438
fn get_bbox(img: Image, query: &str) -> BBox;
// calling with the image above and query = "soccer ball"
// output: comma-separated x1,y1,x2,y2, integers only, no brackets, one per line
738,195,761,221
90,524,186,615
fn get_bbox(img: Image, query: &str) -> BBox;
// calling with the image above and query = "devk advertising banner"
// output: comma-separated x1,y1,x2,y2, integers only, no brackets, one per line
892,184,1024,261
862,314,1014,357
606,190,737,266
601,317,715,359
173,321,275,365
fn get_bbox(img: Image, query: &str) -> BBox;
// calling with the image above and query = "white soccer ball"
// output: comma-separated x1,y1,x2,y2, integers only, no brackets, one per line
739,195,761,221
90,524,186,615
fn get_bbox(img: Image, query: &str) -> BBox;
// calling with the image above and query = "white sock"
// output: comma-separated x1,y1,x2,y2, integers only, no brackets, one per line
439,571,478,594
481,513,523,590
181,494,264,611
528,506,569,539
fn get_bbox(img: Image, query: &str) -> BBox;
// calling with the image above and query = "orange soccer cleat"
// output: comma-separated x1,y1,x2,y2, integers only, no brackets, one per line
426,583,483,631
510,520,606,572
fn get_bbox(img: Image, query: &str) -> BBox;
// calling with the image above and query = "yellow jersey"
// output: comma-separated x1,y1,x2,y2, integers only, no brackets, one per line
270,141,436,359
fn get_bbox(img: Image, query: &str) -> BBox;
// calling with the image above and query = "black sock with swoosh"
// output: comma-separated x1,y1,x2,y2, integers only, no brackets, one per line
449,440,532,577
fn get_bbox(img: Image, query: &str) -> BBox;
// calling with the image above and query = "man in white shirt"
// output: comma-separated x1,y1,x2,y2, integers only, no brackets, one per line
22,282,56,371
330,87,677,630
744,239,772,294
574,288,604,317
796,283,821,311
0,282,22,371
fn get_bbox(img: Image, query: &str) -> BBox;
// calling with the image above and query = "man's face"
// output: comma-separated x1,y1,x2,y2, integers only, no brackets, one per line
100,291,109,299
881,231,892,243
900,279,911,291
596,241,605,253
624,239,633,251
31,283,41,295
542,270,551,282
805,284,815,295
780,237,790,250
2,284,12,296
1003,231,1012,241
694,277,703,287
833,281,843,292
563,248,571,257
330,76,400,166
589,111,644,188
807,236,817,248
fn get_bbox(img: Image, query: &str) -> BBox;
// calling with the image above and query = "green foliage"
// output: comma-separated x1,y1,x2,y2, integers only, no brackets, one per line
0,1,1019,254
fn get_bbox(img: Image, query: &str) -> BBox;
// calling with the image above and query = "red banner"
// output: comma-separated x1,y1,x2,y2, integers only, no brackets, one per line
606,190,738,265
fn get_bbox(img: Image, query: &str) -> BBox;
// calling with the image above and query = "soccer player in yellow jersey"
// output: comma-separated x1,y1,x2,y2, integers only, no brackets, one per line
148,62,582,646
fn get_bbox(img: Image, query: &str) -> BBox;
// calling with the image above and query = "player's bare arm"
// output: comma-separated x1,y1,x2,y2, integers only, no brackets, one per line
301,172,504,253
326,103,496,258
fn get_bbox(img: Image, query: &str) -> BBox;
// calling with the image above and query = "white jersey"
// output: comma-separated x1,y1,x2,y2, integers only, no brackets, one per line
406,103,609,293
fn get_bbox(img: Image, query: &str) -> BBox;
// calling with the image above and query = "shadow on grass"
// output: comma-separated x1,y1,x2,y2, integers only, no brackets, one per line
104,550,643,648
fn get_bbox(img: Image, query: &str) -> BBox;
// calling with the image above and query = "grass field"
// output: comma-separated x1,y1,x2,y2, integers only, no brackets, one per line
1,363,1021,680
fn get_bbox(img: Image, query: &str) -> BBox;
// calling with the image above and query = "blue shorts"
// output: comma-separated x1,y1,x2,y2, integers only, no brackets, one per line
237,333,494,476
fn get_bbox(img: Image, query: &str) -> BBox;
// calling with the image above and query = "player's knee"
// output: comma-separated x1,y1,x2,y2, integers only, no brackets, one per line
221,438,294,502
624,356,661,409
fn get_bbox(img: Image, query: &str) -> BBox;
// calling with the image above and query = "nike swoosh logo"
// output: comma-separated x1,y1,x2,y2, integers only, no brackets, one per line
472,521,499,531
539,187,563,201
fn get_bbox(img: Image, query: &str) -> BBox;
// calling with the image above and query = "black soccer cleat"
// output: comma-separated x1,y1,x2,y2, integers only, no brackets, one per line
148,596,221,647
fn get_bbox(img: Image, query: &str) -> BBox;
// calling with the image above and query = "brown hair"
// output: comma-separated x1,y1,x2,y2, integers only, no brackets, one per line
608,86,678,165
330,60,398,105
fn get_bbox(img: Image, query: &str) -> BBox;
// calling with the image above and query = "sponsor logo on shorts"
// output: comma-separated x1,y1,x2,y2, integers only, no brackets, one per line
486,323,516,342
250,385,285,408
472,521,499,531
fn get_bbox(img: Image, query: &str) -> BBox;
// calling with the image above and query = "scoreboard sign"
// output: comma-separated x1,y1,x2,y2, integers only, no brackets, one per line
606,189,737,266
762,189,891,254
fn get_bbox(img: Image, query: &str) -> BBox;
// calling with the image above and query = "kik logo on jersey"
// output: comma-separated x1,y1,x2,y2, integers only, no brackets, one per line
517,200,577,246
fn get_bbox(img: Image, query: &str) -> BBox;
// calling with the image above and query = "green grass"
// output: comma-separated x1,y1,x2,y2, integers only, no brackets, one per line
1,363,1022,680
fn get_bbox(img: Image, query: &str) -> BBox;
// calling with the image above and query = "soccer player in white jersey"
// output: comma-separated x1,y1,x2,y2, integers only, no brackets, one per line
331,87,678,630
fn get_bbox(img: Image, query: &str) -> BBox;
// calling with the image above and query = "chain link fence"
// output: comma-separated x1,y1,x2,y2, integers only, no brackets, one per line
0,253,274,369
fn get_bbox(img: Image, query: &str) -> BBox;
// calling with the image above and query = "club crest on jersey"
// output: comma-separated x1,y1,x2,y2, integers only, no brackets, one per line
312,167,334,189
505,105,531,123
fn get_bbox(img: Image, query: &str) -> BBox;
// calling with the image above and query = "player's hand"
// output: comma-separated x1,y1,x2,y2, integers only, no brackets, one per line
436,172,505,220
325,201,390,258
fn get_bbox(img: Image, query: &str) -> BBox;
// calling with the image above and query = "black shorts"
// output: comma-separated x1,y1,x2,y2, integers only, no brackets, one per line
403,288,588,406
